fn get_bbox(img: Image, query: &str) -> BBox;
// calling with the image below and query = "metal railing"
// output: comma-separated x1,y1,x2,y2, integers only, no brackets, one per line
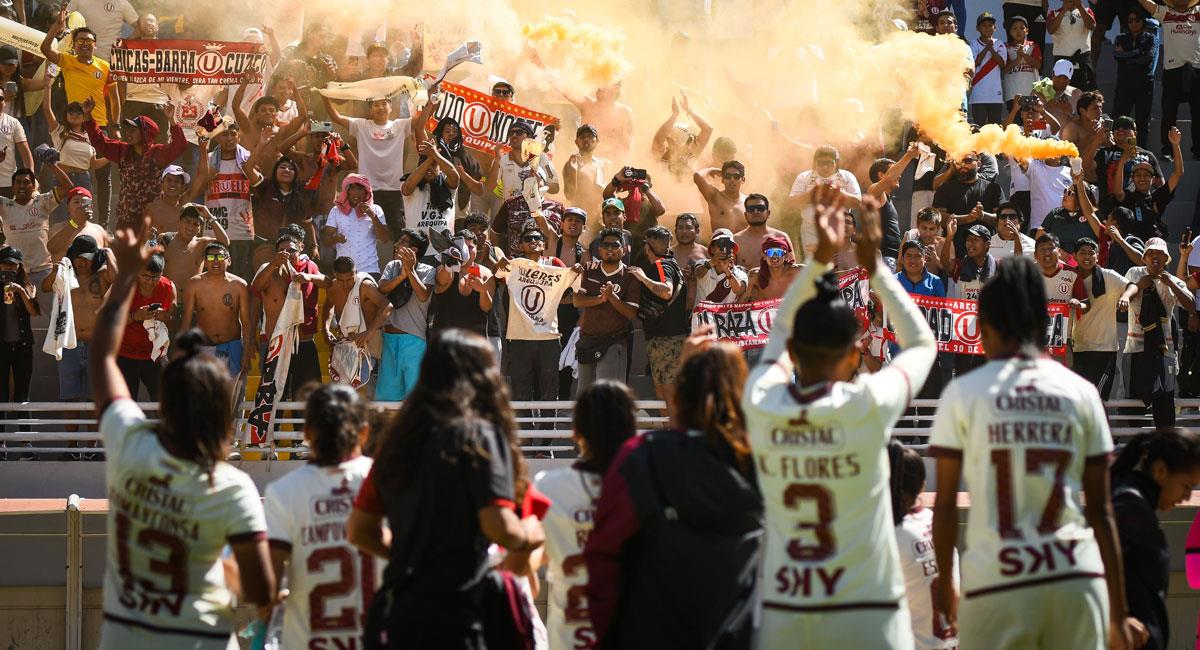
0,398,1197,458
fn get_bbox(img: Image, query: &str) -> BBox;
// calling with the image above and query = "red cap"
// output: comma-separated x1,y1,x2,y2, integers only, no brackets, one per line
65,186,93,201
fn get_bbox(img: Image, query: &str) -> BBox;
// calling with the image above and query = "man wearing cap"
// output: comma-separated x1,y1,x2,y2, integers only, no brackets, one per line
1069,236,1134,398
45,187,112,278
40,232,113,406
1113,128,1183,238
789,145,863,259
573,227,641,394
1085,114,1164,212
635,225,688,420
942,219,996,375
587,197,634,264
1118,236,1195,425
180,242,253,378
161,203,230,287
145,165,203,234
1045,58,1084,125
1134,0,1200,160
491,79,516,102
487,121,562,254
969,12,1008,126
563,124,611,234
692,228,748,305
1047,0,1097,90
1112,10,1158,147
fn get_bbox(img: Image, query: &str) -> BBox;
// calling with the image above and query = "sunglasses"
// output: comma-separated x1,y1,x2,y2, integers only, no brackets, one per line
205,254,228,261
961,157,979,164
999,212,1020,220
599,241,623,249
764,248,787,259
521,234,544,243
493,89,514,97
746,204,769,213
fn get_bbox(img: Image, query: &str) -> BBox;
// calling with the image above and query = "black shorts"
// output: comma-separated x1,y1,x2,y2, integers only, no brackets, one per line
1094,0,1137,31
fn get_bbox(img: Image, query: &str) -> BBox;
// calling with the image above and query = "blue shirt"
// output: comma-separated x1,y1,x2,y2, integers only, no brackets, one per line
896,270,946,298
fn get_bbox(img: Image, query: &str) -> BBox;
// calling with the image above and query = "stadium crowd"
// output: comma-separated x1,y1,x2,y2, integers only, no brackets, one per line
0,0,1198,647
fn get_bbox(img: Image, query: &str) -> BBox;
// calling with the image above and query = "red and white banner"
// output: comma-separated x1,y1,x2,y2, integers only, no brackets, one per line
426,81,558,153
109,39,269,85
691,298,782,350
910,293,1069,356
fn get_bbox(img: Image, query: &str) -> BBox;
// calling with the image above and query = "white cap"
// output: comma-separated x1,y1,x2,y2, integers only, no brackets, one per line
1052,59,1074,78
1143,237,1171,262
161,164,191,185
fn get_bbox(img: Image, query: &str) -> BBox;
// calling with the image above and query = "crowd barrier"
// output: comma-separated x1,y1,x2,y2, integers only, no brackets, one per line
0,398,1198,459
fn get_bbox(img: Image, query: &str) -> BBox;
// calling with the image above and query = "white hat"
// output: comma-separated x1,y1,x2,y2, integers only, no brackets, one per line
160,164,191,185
1143,237,1171,262
1052,59,1074,78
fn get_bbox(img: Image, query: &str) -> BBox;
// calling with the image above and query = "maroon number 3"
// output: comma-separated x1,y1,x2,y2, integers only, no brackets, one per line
783,483,836,561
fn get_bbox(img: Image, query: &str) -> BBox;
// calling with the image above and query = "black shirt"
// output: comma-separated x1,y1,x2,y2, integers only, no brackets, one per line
1112,471,1170,650
376,419,515,594
1119,184,1174,240
931,176,1003,257
1040,208,1096,253
638,256,689,338
880,197,902,259
1093,146,1163,212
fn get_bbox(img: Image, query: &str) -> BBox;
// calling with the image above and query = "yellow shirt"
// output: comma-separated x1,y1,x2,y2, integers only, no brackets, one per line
59,53,112,126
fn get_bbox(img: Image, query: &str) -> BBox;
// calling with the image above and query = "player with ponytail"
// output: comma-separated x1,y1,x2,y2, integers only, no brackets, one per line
90,217,274,649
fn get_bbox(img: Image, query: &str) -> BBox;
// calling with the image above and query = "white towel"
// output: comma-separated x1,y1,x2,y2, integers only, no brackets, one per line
335,273,369,338
317,76,428,108
143,319,170,362
558,326,581,378
42,258,77,360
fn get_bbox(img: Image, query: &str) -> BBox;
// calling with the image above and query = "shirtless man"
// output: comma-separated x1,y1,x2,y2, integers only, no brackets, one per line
561,84,635,159
562,124,611,227
693,160,748,236
179,242,252,378
250,234,327,397
745,235,803,300
162,204,230,286
321,255,390,349
733,194,794,269
46,188,112,260
145,165,204,234
42,233,115,402
231,75,307,153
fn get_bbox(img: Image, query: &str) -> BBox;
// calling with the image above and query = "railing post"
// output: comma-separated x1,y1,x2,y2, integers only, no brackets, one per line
65,494,82,650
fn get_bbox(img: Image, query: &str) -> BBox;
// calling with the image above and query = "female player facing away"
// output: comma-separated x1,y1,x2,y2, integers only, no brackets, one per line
929,255,1146,650
263,384,382,649
89,217,274,649
744,185,936,649
889,442,958,650
531,380,637,650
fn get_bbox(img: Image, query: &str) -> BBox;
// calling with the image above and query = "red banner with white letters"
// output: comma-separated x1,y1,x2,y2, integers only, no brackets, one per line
910,293,1068,356
425,81,558,153
109,39,269,85
691,298,782,350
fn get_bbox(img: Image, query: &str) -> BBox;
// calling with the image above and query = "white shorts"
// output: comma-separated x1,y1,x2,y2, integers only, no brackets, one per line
759,602,915,649
959,576,1107,650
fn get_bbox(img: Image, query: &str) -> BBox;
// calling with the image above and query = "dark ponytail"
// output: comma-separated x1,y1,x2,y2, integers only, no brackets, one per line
159,329,235,484
888,440,927,525
791,272,859,359
1112,428,1200,477
573,380,637,476
304,384,369,466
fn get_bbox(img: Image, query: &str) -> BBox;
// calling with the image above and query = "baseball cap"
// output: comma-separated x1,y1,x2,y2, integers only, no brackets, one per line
0,245,22,263
965,223,992,241
0,46,19,65
1143,237,1171,261
1052,59,1074,78
508,121,534,138
1113,115,1137,131
1008,15,1029,28
67,234,98,261
161,164,191,185
65,186,92,202
601,197,625,213
563,207,587,222
710,228,738,251
1131,161,1155,174
976,11,996,26
491,78,514,93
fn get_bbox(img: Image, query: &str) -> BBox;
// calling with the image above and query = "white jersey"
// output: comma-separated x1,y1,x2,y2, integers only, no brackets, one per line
896,507,958,650
533,468,601,650
263,456,383,650
99,399,266,650
744,261,936,613
929,356,1113,597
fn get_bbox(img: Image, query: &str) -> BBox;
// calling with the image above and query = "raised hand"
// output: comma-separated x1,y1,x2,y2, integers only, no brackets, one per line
1169,127,1182,147
856,194,884,276
112,216,161,275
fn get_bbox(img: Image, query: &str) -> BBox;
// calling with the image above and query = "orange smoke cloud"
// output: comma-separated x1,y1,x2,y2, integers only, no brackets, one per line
520,15,633,91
